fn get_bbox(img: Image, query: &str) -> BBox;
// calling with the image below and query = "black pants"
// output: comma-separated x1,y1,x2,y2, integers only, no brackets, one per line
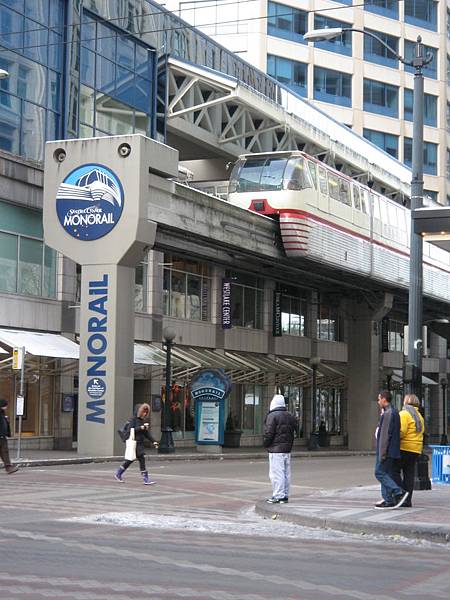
400,450,419,504
0,437,12,468
122,453,146,472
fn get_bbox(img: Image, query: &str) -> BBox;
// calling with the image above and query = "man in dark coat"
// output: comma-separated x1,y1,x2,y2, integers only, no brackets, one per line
374,390,408,509
263,394,297,504
0,399,19,474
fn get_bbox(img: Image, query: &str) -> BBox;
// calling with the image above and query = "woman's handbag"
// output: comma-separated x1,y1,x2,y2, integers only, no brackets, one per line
124,427,136,461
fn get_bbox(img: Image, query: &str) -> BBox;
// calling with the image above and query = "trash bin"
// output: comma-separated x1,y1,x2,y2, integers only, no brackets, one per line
429,445,450,484
308,432,319,450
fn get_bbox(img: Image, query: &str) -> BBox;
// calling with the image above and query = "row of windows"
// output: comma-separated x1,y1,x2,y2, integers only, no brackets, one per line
363,130,438,175
268,1,438,42
267,57,439,126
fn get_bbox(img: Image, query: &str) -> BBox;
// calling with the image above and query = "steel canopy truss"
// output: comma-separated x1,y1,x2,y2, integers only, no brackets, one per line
166,57,410,199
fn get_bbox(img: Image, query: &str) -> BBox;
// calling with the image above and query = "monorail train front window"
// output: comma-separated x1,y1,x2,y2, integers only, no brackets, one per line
283,157,313,190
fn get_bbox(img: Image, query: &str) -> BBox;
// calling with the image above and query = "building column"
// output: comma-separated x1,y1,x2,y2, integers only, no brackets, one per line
347,293,393,450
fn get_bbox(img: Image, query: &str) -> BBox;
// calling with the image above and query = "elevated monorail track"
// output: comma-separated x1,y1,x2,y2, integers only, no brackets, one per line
149,182,450,320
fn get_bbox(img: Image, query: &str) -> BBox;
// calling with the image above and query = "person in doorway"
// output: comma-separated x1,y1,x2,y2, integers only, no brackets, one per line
399,394,424,508
114,403,159,484
0,399,19,474
263,394,297,504
374,390,408,509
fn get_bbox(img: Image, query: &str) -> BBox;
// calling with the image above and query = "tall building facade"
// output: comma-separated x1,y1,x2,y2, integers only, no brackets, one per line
166,0,448,205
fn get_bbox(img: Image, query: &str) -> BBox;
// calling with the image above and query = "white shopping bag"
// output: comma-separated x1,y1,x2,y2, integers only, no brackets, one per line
124,427,136,461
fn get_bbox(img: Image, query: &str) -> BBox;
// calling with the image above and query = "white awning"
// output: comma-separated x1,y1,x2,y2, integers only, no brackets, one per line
0,328,79,359
134,343,168,366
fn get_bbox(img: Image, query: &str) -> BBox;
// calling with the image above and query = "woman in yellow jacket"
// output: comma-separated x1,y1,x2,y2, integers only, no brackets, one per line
399,394,425,507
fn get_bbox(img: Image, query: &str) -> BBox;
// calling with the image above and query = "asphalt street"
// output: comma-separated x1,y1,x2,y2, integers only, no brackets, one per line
1,455,449,599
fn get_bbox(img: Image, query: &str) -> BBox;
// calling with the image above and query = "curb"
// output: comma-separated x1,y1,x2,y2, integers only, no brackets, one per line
14,450,375,468
255,502,450,545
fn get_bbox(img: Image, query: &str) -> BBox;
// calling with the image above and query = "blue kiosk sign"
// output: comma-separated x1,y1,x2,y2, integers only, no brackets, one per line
192,369,231,445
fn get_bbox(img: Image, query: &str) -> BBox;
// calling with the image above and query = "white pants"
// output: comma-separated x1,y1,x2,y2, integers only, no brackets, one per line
269,452,291,499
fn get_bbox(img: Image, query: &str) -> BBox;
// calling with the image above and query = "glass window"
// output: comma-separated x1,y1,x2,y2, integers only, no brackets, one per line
163,256,211,321
364,0,399,19
363,129,399,158
404,137,438,175
405,0,437,30
19,237,42,296
280,292,307,336
284,157,313,190
404,41,437,78
0,202,56,298
404,89,437,127
267,55,307,97
317,301,341,341
314,67,351,107
242,384,263,434
0,230,17,292
228,271,264,329
363,79,398,117
364,29,398,68
315,388,342,434
313,15,352,56
268,2,307,43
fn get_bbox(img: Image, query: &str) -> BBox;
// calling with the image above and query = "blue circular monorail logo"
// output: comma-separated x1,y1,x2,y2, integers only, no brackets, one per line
56,163,124,240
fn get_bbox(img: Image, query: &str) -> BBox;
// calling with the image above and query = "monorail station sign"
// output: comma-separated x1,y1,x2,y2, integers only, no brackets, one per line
43,135,178,455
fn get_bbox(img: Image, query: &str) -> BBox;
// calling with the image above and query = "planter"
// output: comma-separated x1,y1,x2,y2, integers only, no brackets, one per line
223,430,242,448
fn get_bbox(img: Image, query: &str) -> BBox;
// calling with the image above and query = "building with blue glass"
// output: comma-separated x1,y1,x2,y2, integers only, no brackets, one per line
0,0,449,451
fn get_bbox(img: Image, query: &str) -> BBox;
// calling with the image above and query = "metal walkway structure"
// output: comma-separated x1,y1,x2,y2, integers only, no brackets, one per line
166,57,411,200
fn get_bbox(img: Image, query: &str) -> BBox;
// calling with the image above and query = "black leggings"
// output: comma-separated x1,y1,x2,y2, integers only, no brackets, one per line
122,453,146,472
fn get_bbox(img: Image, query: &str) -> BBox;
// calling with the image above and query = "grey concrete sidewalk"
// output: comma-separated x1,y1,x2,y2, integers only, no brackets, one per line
9,446,374,467
256,483,450,545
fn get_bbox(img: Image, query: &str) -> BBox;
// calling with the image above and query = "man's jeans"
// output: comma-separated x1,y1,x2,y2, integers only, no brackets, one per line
375,457,403,503
269,452,291,499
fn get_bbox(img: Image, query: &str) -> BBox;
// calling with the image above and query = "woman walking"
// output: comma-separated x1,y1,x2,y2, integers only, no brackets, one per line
115,403,158,484
399,394,424,507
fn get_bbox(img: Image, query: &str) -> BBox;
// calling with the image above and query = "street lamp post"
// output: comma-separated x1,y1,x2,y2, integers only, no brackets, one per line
308,356,321,449
440,378,448,445
158,327,176,454
305,28,432,400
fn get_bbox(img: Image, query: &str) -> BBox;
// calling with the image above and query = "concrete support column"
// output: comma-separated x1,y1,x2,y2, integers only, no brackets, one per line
347,293,393,450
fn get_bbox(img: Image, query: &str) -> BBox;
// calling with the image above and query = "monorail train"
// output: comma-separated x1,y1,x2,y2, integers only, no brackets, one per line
227,151,450,303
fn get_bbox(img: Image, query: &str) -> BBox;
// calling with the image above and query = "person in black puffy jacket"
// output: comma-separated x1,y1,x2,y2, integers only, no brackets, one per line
263,394,297,504
0,399,19,474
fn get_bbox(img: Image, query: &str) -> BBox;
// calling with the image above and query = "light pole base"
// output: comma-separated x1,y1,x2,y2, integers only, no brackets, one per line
158,428,175,454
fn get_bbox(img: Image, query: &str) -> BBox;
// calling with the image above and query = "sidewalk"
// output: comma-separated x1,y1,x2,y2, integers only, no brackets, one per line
256,483,450,545
10,446,373,467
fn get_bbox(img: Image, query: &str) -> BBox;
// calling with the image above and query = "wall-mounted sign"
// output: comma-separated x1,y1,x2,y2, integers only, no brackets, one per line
221,278,232,329
273,291,282,337
56,164,124,241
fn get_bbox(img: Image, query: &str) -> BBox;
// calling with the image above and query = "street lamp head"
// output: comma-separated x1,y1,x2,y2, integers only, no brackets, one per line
163,326,176,343
304,28,344,42
0,68,9,79
309,356,321,367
